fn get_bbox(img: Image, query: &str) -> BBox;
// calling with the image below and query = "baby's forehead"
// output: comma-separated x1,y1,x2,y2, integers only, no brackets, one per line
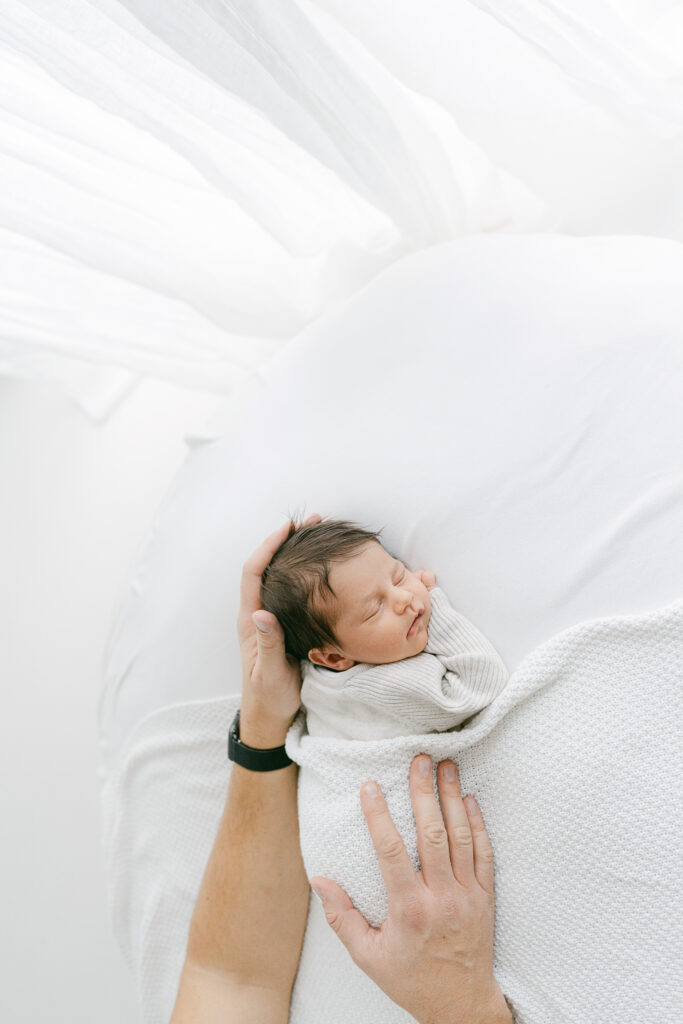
334,541,392,576
325,543,399,602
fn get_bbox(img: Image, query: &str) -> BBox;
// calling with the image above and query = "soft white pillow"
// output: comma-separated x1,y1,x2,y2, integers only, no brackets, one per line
100,233,683,774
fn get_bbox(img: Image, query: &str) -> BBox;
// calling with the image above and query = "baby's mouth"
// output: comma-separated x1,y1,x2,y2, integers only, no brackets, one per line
407,610,423,638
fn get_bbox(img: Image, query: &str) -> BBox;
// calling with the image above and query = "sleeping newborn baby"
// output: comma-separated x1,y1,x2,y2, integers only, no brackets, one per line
260,517,508,739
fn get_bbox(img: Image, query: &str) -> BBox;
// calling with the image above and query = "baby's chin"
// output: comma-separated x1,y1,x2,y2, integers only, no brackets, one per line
414,631,429,654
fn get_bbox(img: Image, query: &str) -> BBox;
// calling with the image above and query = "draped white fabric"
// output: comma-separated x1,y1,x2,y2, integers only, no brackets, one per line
1,1,682,419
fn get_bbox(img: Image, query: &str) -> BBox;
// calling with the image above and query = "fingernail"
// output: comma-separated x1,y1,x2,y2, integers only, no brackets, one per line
418,756,432,776
363,781,379,798
253,617,271,633
311,885,326,904
465,798,478,816
444,762,457,781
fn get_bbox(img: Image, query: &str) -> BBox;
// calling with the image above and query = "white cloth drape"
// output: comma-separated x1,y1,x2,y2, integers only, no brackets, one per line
1,1,682,419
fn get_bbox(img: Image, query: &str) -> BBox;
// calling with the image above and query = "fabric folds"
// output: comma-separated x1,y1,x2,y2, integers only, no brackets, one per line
1,0,682,417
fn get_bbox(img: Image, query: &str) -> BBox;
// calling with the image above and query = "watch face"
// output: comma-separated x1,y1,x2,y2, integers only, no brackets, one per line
227,711,241,761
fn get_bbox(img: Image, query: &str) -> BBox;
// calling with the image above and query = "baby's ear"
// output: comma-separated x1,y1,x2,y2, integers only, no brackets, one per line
307,647,329,667
309,647,355,671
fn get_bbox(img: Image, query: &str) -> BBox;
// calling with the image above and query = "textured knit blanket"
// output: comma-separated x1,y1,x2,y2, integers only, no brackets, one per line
101,600,683,1024
285,599,683,1023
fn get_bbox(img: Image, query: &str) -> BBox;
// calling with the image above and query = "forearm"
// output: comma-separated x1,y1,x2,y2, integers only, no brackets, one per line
170,965,295,1024
172,702,309,1022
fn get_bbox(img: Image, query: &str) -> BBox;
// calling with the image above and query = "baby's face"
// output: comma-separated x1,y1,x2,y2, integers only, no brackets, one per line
308,541,432,670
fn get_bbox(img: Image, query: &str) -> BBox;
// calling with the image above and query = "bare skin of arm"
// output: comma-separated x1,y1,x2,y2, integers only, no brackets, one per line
170,516,321,1024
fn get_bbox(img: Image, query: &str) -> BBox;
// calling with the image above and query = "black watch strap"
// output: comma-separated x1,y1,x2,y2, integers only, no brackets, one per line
227,709,293,771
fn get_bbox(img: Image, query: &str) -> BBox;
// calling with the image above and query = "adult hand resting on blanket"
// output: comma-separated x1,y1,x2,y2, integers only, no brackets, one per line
310,758,512,1024
170,517,512,1024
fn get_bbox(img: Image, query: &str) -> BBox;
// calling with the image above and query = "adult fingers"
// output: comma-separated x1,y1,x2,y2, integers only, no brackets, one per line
241,608,303,724
238,514,322,637
360,781,417,908
310,876,375,968
250,610,289,674
409,756,456,890
436,760,475,887
464,797,496,897
239,522,291,637
301,513,323,527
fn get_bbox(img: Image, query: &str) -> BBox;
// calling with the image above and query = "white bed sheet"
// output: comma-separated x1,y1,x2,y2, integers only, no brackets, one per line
99,232,683,774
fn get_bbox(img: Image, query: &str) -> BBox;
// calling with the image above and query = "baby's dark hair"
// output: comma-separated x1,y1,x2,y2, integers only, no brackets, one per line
260,515,390,661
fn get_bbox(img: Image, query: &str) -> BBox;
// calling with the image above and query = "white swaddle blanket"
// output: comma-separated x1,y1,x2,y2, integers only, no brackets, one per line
101,600,683,1024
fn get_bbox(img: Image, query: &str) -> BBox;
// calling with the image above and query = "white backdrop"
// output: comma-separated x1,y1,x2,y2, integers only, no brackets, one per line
0,377,224,1023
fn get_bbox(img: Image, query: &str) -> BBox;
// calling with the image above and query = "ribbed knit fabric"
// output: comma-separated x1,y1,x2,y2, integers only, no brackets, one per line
300,586,509,739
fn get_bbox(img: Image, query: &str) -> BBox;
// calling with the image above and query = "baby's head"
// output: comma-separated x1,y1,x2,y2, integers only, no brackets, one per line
260,517,432,670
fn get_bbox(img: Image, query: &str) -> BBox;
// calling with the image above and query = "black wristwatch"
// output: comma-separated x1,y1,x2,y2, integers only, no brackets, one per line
227,709,293,771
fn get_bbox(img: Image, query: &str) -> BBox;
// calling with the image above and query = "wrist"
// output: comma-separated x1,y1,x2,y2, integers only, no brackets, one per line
421,984,513,1024
239,701,293,749
174,963,290,1024
476,986,514,1024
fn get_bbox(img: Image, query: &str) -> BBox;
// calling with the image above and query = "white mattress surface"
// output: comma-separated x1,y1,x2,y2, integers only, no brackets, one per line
99,233,683,775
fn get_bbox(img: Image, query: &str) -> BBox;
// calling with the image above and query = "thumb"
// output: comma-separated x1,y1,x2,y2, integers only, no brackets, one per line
251,612,289,673
310,877,373,962
251,611,285,651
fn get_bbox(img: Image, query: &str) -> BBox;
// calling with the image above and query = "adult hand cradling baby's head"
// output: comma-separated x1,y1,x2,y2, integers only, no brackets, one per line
237,514,322,745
